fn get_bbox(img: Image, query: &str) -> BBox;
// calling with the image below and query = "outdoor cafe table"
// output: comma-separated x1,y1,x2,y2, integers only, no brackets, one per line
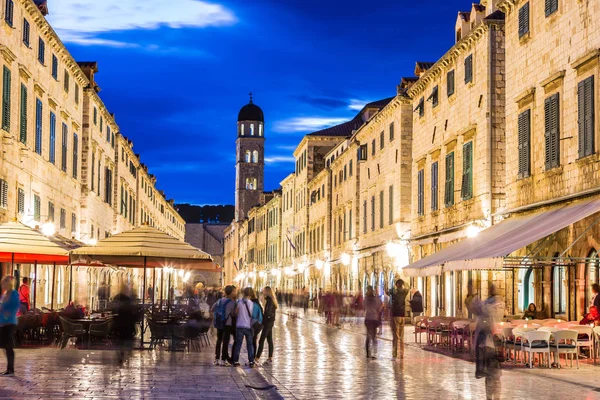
71,316,113,348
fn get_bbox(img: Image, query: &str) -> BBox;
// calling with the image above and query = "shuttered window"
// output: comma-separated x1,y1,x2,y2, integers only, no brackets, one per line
61,123,68,172
371,139,376,156
578,76,595,159
444,152,455,207
358,144,368,161
104,168,112,205
371,196,375,232
415,97,424,117
93,107,97,125
100,116,103,132
63,71,69,93
107,125,111,142
35,99,42,154
75,84,79,104
518,2,530,38
48,202,54,222
2,66,11,131
71,213,77,234
17,188,25,214
4,0,13,26
0,179,7,208
22,19,30,46
544,93,560,169
389,122,395,142
51,55,58,80
518,109,531,178
428,86,439,107
417,169,425,216
447,70,455,97
349,209,353,239
38,38,45,64
72,133,78,178
388,185,394,225
431,161,439,211
49,112,56,164
33,194,41,221
380,131,384,149
363,200,367,234
545,0,558,16
19,84,27,144
464,54,473,84
461,142,473,200
59,209,66,229
379,191,384,229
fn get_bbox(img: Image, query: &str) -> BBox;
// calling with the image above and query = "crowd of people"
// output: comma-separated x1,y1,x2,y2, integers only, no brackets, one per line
211,285,278,368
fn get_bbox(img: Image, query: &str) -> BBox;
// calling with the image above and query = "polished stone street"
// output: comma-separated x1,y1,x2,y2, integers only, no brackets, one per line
0,311,599,399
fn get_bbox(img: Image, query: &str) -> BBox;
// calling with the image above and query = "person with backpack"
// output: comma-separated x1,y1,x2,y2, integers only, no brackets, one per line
255,286,277,365
232,287,262,368
249,288,264,362
212,285,237,366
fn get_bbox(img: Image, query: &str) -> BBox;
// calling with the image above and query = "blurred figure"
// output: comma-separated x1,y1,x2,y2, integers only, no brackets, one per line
302,287,309,313
364,286,382,359
147,285,154,302
97,281,108,311
522,303,537,320
212,287,232,365
0,276,19,375
63,301,84,319
390,279,409,361
410,289,424,323
249,288,264,361
580,305,600,326
17,277,30,315
256,287,277,365
473,285,503,400
111,284,136,365
590,284,600,311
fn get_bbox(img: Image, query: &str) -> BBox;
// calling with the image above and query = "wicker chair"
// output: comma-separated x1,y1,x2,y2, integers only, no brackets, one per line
58,317,86,349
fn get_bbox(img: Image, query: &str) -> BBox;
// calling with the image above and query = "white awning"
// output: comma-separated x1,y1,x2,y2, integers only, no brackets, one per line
403,197,600,277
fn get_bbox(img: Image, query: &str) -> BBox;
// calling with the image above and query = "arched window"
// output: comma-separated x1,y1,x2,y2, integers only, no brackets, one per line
552,255,567,315
240,124,245,136
245,178,257,190
259,124,263,137
250,124,255,136
245,151,251,163
586,249,599,307
252,150,259,163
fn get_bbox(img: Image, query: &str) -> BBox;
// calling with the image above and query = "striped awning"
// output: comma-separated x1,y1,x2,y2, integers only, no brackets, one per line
70,226,217,270
0,222,71,264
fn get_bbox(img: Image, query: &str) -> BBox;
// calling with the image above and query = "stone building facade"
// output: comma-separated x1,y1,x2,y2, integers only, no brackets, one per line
0,0,185,309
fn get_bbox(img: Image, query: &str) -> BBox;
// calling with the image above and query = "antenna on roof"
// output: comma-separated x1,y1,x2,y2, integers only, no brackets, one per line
249,92,253,104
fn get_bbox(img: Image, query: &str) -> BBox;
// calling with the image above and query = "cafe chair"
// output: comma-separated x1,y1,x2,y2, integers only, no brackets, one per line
58,317,86,350
522,330,552,369
550,330,579,369
89,320,113,348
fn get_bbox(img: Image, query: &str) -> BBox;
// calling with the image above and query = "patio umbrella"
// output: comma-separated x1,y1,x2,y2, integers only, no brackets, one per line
0,222,74,310
70,226,216,344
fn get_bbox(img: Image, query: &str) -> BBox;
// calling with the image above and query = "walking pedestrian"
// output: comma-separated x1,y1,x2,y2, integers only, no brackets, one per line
250,288,264,361
111,284,136,365
212,287,233,365
390,279,409,361
256,286,277,365
364,286,382,359
232,288,257,368
221,286,238,365
0,276,19,375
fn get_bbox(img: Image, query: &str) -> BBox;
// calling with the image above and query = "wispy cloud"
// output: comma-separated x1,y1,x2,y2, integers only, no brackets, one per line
293,95,348,111
48,0,237,47
273,117,348,133
264,156,295,164
348,99,370,111
276,145,298,151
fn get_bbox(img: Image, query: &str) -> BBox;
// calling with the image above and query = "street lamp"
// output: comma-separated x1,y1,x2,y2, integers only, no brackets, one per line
41,223,56,237
341,253,351,266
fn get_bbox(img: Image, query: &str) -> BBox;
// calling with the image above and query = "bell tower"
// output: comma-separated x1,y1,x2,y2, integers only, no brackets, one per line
235,93,265,222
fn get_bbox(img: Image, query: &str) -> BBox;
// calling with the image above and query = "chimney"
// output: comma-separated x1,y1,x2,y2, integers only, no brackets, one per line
33,0,48,16
77,61,98,88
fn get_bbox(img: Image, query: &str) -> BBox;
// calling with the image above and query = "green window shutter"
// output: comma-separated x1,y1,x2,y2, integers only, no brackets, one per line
379,190,384,229
363,201,367,234
61,123,68,172
2,66,11,131
72,133,78,178
4,0,14,26
17,188,25,214
371,196,375,231
417,169,424,216
445,152,455,207
388,185,393,225
33,195,40,221
578,77,595,158
545,0,558,16
447,70,455,97
19,83,27,144
35,98,42,154
464,55,473,84
49,112,56,164
431,161,438,211
51,55,58,79
22,18,30,46
389,122,395,141
38,38,45,64
518,2,530,38
544,93,560,170
461,142,473,200
518,109,531,178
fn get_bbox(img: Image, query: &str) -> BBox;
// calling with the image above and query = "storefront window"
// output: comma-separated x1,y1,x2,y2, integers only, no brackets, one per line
586,250,599,307
552,262,566,315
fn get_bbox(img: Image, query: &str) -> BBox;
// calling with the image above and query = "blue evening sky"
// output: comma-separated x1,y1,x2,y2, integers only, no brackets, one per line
49,0,470,205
